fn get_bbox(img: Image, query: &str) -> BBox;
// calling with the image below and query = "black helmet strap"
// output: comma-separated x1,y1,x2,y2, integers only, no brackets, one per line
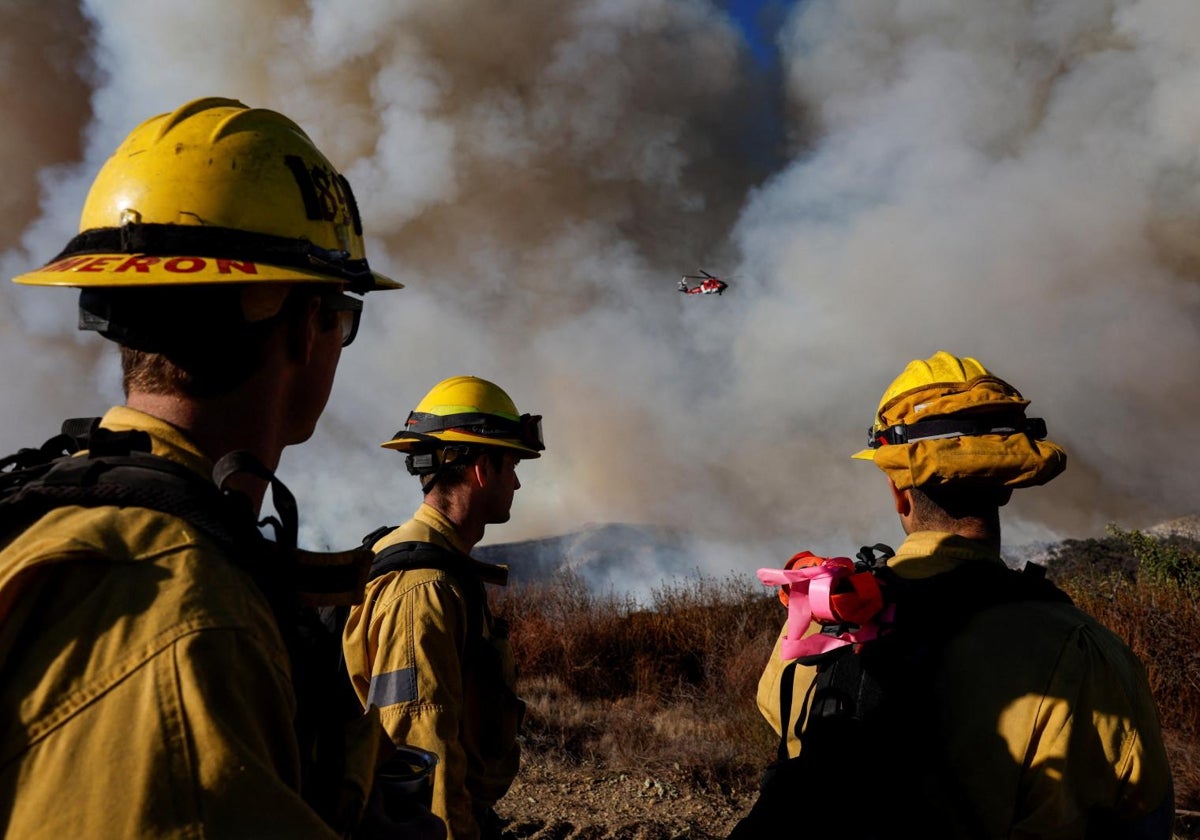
55,222,376,292
867,414,1048,450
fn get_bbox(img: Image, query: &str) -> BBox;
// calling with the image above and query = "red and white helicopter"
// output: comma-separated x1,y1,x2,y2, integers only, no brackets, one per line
678,270,729,296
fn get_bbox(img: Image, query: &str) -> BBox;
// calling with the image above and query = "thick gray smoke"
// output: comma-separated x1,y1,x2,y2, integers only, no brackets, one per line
732,0,1200,548
1,0,1196,584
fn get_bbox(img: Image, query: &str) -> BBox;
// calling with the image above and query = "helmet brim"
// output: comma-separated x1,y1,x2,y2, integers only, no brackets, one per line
13,254,402,291
381,429,542,458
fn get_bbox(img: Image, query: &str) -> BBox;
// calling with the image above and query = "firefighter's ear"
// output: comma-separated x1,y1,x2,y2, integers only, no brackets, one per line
470,453,491,488
889,479,912,518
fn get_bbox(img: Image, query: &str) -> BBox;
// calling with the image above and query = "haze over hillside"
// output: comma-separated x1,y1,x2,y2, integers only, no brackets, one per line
475,515,1200,600
2,0,1198,587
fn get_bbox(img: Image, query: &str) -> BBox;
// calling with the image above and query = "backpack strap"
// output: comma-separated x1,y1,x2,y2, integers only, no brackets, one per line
361,524,398,549
0,417,98,480
2,423,371,600
1,426,261,554
773,659,801,763
370,541,490,642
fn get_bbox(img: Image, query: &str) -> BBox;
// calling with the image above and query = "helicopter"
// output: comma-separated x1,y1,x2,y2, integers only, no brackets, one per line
678,270,729,296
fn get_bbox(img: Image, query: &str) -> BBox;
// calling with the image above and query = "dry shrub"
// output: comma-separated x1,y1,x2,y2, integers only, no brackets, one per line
493,572,781,787
496,572,780,704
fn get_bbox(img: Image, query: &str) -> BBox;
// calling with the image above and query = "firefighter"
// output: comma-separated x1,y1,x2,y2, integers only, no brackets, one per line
742,351,1174,837
342,376,545,839
0,98,437,837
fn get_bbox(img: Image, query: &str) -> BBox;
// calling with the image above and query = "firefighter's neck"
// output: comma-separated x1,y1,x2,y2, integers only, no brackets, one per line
425,491,487,553
125,387,287,512
122,308,337,514
427,459,500,552
931,518,1001,552
891,481,1002,553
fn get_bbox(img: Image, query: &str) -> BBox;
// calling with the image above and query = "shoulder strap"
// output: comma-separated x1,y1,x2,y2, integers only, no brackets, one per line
360,524,398,549
370,541,486,641
0,417,97,481
1,425,262,555
370,540,472,577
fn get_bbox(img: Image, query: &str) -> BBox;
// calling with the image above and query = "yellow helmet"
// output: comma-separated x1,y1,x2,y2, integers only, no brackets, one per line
382,376,544,460
12,97,399,294
852,351,1066,490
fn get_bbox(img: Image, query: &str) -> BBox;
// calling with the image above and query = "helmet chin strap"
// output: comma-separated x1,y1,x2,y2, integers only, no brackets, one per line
212,450,298,550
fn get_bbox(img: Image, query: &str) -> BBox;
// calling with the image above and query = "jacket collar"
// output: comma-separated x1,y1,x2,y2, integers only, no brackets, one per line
99,406,212,478
888,531,1006,580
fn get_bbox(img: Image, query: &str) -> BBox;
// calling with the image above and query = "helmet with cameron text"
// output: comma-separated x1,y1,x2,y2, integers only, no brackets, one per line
12,97,399,294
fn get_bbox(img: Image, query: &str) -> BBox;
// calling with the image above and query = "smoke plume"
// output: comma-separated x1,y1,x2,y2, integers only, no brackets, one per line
1,0,1196,585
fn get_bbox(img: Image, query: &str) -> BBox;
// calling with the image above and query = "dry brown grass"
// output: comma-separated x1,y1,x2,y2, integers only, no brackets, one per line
494,540,1200,827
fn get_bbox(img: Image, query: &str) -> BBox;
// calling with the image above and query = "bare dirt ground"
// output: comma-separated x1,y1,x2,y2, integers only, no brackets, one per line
495,757,756,840
495,756,1200,840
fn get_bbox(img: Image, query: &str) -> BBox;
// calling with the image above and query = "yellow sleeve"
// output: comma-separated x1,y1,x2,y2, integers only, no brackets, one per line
175,627,340,838
1004,624,1174,839
756,621,819,759
367,576,480,840
756,624,789,738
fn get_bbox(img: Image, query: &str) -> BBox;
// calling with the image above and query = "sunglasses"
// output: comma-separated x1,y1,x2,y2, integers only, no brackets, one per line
321,292,363,347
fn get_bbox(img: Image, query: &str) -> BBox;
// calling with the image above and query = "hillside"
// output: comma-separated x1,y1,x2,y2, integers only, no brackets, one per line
475,522,696,593
478,517,1200,590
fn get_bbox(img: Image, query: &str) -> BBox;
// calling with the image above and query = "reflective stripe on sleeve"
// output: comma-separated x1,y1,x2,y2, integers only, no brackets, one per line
367,667,418,707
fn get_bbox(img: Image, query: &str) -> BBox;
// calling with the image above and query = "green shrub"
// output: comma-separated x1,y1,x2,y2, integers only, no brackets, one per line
1105,524,1200,595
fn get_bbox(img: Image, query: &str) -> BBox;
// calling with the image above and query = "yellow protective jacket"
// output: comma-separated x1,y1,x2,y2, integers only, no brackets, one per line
0,407,366,839
756,531,1173,839
342,504,522,840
